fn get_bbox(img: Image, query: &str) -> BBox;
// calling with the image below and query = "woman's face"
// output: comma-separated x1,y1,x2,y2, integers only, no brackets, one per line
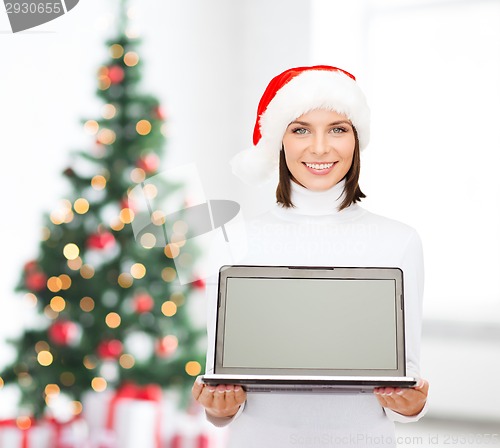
282,109,355,191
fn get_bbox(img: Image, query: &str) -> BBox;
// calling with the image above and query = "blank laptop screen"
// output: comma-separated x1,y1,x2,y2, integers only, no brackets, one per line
222,277,397,370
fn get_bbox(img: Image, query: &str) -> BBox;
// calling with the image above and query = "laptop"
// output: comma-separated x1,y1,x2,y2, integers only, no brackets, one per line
201,265,417,393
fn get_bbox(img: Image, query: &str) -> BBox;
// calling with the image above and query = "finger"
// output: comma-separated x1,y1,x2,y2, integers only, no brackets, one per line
234,386,247,405
197,384,216,409
394,379,429,402
223,388,238,409
374,393,388,408
211,385,228,410
414,378,429,396
191,377,204,400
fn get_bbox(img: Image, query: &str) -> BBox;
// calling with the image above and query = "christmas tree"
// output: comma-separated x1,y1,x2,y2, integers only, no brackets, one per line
0,0,206,421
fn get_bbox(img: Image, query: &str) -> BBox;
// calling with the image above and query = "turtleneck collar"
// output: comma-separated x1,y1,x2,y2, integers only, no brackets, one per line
279,179,349,216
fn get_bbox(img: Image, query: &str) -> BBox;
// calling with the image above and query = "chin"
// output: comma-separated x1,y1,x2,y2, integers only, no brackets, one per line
303,180,337,191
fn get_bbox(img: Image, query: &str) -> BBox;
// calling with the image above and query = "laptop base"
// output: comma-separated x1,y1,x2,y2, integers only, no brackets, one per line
201,374,417,393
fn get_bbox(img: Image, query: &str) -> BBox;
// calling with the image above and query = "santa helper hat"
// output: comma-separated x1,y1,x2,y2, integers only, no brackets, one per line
230,65,371,185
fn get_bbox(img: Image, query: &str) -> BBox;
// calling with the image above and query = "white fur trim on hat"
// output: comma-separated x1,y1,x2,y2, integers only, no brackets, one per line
231,69,370,186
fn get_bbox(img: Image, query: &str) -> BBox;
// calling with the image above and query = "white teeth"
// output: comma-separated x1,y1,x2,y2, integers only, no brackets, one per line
305,162,334,170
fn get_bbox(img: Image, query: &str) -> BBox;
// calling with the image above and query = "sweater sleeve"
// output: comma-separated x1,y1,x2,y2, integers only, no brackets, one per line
384,230,428,423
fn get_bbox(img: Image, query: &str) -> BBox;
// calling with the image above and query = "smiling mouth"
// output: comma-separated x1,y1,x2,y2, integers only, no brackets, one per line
303,162,335,170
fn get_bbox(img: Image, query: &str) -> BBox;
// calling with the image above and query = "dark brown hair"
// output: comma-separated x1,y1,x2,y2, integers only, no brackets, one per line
276,126,365,211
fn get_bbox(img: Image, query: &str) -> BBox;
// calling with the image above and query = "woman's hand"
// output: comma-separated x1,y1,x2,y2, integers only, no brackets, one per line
374,378,429,417
192,377,247,419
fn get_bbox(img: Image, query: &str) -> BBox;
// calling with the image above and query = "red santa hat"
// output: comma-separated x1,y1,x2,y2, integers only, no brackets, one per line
230,65,370,185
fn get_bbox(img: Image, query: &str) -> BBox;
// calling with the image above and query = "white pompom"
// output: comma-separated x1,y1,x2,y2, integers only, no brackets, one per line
230,148,278,186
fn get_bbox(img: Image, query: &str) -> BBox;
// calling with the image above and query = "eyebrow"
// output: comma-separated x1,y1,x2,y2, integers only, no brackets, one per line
288,120,353,127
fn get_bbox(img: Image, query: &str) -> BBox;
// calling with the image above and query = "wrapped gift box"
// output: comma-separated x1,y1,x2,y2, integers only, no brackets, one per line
0,421,54,448
82,383,162,448
167,411,227,448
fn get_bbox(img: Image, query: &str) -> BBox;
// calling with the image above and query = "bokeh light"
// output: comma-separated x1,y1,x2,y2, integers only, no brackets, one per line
50,296,66,312
67,257,83,271
123,51,139,67
24,293,38,307
80,264,95,279
161,267,176,282
97,128,116,145
74,198,90,214
164,244,180,259
102,103,117,119
91,377,107,392
119,354,135,369
110,219,125,231
91,175,107,191
84,120,99,135
44,305,59,320
59,274,72,290
105,312,121,328
136,119,152,136
63,243,80,260
83,356,97,370
109,44,124,58
130,167,146,183
44,384,60,397
47,276,63,292
185,361,202,377
161,301,177,317
140,233,156,249
80,296,95,312
119,208,134,224
142,183,158,199
130,263,146,279
72,401,83,416
151,210,165,226
38,351,53,366
16,416,31,430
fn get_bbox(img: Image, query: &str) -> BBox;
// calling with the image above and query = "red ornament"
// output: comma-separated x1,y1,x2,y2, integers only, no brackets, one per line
192,278,206,289
24,260,38,272
156,335,178,358
136,153,160,173
97,339,123,359
108,65,125,84
25,271,47,292
153,106,166,121
133,293,154,314
87,231,115,250
49,320,80,346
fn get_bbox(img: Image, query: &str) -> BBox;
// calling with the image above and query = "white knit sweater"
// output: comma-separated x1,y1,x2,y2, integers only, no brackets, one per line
204,180,427,447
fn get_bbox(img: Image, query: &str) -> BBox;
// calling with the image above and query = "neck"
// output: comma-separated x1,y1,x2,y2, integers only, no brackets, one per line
283,179,347,216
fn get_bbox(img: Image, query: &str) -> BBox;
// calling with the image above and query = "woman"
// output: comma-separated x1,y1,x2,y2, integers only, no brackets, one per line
192,65,429,447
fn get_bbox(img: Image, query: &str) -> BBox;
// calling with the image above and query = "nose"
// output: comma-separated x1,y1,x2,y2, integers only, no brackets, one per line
310,134,331,156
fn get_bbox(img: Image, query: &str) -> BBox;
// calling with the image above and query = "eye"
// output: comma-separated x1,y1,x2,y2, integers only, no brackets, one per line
291,127,309,135
330,127,348,134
